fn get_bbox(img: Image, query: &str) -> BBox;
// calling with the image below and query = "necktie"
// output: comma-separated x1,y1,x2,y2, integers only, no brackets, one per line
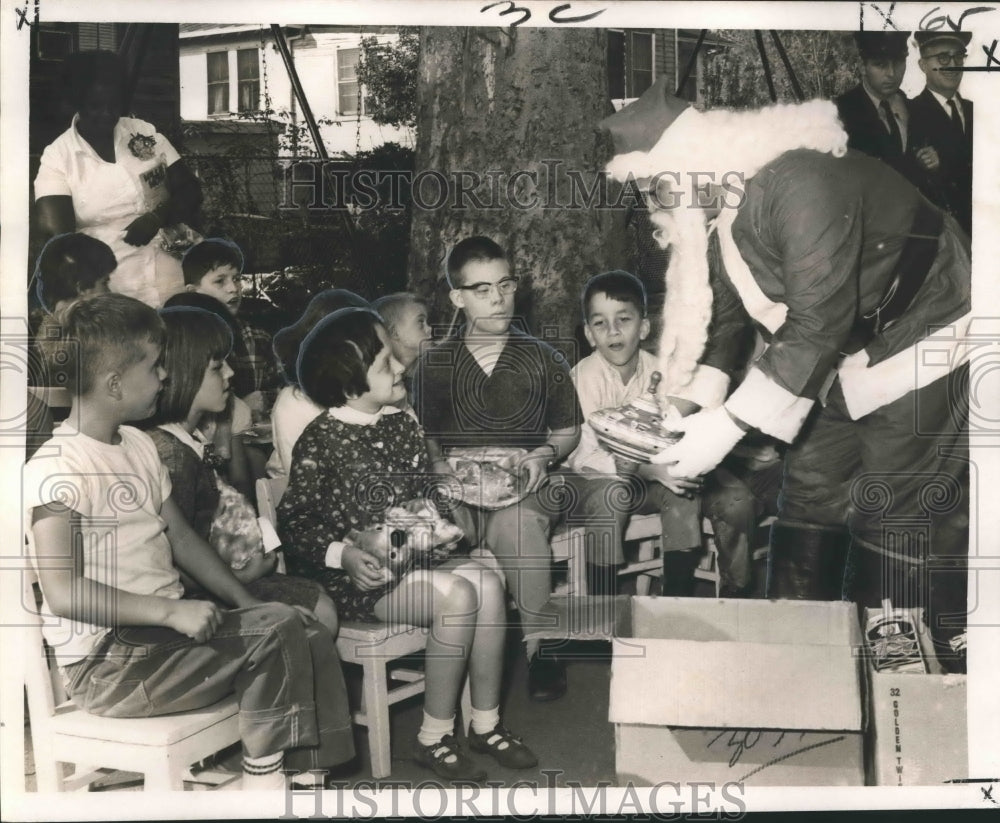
947,98,963,133
880,100,902,153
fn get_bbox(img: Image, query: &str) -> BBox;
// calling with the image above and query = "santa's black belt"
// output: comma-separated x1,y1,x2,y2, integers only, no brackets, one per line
842,200,945,355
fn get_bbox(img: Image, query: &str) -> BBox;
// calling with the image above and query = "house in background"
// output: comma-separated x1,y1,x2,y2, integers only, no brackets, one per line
608,28,728,106
179,24,413,158
28,22,182,281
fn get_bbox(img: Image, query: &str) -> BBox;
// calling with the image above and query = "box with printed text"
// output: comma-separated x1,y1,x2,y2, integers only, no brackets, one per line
863,606,967,786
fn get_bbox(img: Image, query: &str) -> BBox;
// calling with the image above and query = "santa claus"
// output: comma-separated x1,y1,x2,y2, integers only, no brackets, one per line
601,78,971,671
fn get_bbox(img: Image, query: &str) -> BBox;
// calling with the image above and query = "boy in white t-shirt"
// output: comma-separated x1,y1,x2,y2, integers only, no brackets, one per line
23,293,353,789
567,271,704,596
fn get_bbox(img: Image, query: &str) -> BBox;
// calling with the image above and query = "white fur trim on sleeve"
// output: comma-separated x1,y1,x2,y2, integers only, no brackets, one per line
669,364,730,410
725,367,814,442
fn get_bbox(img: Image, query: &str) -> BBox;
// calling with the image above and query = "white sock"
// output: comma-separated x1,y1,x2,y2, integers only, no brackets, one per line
289,770,326,788
525,638,539,659
241,752,285,791
470,705,500,736
417,711,455,748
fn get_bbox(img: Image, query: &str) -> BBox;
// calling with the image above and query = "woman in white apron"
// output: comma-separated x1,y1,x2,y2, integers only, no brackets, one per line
34,50,202,308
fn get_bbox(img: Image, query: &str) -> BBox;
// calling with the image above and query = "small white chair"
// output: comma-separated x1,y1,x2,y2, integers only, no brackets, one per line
551,513,664,596
21,569,240,792
256,476,471,779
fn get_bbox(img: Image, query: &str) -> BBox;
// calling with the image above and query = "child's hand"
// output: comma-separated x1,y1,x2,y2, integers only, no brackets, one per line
343,544,391,591
165,599,224,643
233,551,278,584
518,451,549,494
638,462,703,498
613,455,640,476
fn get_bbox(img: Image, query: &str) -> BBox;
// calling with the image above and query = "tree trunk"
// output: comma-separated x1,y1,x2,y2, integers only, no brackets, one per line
408,26,627,360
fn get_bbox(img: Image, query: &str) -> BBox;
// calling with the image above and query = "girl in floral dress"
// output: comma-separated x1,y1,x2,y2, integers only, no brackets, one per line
278,307,537,782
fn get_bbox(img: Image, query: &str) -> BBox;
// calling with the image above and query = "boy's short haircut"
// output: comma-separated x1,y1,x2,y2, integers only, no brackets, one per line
181,238,245,286
46,293,164,396
445,236,508,289
371,292,427,334
35,233,117,312
164,290,241,338
151,307,234,425
297,308,384,408
581,270,647,320
274,289,370,386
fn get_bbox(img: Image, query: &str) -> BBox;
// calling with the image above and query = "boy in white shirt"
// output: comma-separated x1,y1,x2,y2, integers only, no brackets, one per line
23,293,353,789
567,271,703,595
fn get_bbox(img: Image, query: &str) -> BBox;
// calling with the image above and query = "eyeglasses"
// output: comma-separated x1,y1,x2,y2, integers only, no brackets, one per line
456,276,520,299
927,50,967,66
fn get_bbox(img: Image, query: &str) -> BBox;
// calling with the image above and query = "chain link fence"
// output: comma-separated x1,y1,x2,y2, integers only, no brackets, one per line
186,151,411,330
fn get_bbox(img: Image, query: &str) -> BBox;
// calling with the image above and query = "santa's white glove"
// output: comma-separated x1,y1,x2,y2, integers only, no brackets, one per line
649,405,746,477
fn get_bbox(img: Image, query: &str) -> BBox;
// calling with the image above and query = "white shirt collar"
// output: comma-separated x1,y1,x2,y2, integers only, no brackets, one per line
861,84,907,118
593,347,649,391
158,422,210,459
328,404,402,426
67,113,130,159
928,88,962,110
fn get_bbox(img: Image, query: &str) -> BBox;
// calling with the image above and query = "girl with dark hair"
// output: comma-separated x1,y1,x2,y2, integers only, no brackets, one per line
162,290,256,499
146,307,343,640
279,307,537,782
266,289,370,477
34,50,202,307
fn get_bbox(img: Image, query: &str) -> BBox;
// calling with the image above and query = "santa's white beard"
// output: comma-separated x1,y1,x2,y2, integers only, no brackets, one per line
650,204,714,400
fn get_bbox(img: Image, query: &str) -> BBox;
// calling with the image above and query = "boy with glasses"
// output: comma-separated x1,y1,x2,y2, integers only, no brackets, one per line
910,30,973,236
412,236,581,702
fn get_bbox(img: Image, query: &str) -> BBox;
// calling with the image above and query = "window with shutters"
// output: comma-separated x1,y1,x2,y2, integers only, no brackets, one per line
336,47,363,116
76,23,119,52
676,33,700,103
207,52,230,115
607,30,655,102
237,48,260,113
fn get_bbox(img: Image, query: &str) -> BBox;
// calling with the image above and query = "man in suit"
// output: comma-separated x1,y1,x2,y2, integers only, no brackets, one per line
836,31,937,191
910,30,973,236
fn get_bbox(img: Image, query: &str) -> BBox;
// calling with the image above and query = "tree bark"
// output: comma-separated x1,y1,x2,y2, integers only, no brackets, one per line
408,26,627,359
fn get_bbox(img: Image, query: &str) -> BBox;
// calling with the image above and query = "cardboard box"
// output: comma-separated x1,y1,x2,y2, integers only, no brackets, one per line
863,607,968,785
527,596,866,786
609,598,866,787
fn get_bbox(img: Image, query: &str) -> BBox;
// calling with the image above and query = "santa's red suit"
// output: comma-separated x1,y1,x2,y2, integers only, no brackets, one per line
602,83,971,671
